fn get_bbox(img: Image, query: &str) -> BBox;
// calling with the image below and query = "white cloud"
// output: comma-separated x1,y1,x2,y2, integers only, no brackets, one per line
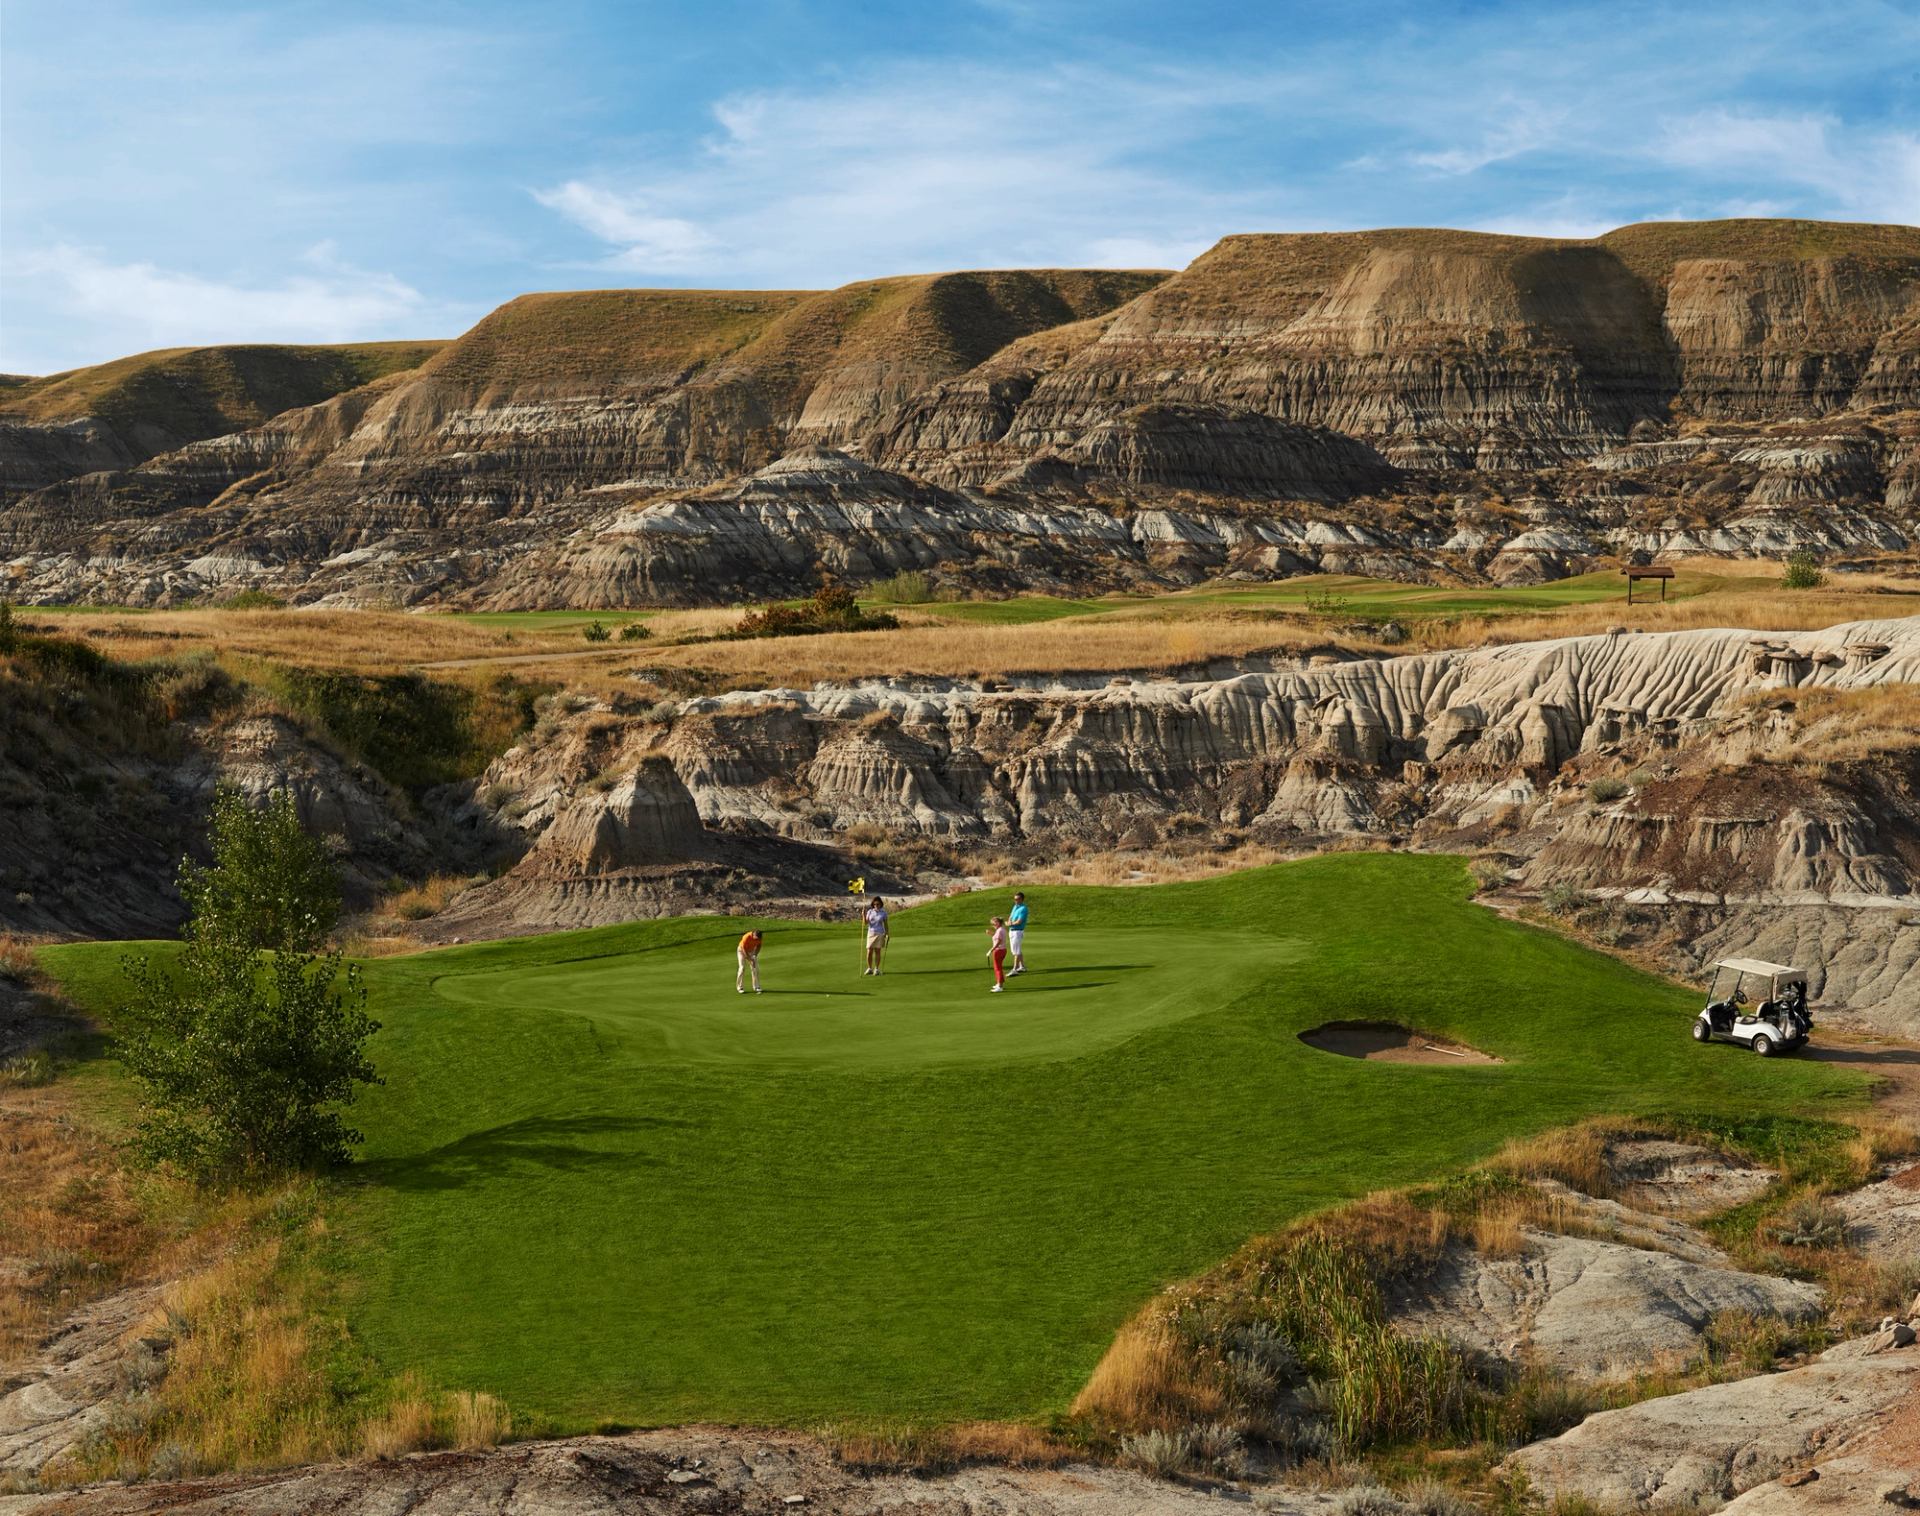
532,183,715,270
1654,110,1920,224
529,64,1277,287
6,246,434,368
1409,105,1570,176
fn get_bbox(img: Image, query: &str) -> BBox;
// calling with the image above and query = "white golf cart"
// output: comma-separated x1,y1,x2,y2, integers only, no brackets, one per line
1693,958,1813,1056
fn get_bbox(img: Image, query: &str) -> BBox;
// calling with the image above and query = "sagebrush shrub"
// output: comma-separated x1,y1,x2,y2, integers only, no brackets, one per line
1119,1427,1191,1477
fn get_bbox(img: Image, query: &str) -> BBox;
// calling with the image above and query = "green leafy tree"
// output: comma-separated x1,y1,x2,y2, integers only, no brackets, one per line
0,599,16,655
118,789,380,1180
1781,549,1825,590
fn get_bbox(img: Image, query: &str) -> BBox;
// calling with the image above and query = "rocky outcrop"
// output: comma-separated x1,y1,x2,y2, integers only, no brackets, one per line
5,222,1918,606
1392,1231,1821,1379
1504,1336,1919,1511
1833,1161,1920,1262
0,1426,1343,1514
0,1284,171,1482
647,615,1920,868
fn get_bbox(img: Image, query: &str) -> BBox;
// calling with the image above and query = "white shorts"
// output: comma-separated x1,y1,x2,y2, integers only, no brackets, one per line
866,931,887,948
1008,929,1025,953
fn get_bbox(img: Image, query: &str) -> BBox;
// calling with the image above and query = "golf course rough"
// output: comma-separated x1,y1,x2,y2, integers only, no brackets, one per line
43,855,1864,1431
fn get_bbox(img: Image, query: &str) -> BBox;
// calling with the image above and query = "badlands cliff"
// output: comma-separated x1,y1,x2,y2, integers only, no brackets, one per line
416,614,1920,1031
4,220,1918,606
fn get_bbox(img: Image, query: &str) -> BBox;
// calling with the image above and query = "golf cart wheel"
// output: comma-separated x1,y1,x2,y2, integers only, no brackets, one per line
1691,1020,1712,1043
1751,1034,1774,1057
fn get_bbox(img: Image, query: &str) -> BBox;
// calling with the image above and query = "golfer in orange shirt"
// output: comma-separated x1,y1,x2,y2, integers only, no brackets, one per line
736,929,763,994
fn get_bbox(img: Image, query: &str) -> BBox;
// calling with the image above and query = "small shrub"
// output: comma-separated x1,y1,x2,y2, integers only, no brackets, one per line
1766,1194,1850,1250
582,620,611,643
1,1050,56,1088
1306,586,1355,616
1586,776,1630,804
1188,1419,1246,1472
1334,1486,1410,1516
617,621,650,642
732,583,901,640
1468,858,1507,895
0,599,15,654
1781,549,1825,590
1539,882,1589,917
217,589,285,610
1701,1309,1794,1374
1400,1477,1480,1516
1120,1427,1192,1478
1627,766,1657,787
868,569,933,605
387,874,481,922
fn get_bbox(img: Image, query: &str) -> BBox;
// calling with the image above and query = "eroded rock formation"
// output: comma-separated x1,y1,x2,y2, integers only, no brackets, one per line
425,614,1920,1028
5,222,1918,606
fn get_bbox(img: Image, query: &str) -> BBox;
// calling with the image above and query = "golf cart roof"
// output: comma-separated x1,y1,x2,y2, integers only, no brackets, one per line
1712,957,1807,983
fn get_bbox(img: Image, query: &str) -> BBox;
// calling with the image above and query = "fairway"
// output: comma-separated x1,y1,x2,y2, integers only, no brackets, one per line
44,856,1865,1431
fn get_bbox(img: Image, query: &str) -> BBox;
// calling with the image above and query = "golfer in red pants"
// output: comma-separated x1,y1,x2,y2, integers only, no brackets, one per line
988,916,1008,992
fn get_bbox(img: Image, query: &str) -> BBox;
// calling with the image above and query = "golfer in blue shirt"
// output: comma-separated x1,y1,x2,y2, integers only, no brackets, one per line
1007,892,1030,976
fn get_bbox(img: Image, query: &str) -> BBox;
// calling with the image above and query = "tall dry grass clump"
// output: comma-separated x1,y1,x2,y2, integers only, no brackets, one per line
0,933,38,984
827,1418,1071,1473
360,1374,441,1459
384,873,481,922
1073,1316,1228,1430
448,1390,512,1450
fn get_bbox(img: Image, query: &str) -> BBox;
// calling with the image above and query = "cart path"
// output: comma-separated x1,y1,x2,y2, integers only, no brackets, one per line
1805,1026,1920,1135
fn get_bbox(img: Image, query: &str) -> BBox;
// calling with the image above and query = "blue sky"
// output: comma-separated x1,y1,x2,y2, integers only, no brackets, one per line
4,0,1918,374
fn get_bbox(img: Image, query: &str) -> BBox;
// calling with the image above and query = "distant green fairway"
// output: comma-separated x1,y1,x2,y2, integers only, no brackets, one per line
44,856,1863,1430
865,568,1718,625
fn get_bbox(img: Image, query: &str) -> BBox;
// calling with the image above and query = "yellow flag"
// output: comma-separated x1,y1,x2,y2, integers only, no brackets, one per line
847,876,865,894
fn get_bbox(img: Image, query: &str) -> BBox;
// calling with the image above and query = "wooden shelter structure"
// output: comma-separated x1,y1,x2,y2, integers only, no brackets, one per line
1622,563,1675,604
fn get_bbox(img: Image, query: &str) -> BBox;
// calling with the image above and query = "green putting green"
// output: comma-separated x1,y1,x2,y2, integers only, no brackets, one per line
43,855,1865,1431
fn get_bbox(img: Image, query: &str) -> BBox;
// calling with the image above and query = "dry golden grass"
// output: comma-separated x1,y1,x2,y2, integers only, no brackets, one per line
1071,1317,1229,1430
360,1374,441,1459
338,932,425,959
0,934,37,984
34,607,555,674
1743,684,1920,764
0,1097,154,1363
1489,1123,1621,1199
382,873,480,922
827,1418,1073,1472
646,612,1361,687
448,1390,512,1451
1422,569,1919,652
1467,1207,1529,1258
30,554,1918,700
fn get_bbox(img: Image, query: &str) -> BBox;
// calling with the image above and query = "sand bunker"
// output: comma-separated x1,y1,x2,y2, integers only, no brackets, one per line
1299,1020,1501,1064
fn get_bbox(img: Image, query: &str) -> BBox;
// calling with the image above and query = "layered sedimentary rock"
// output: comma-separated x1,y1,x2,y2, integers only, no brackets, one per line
441,616,1920,1023
0,341,443,499
5,221,1918,606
